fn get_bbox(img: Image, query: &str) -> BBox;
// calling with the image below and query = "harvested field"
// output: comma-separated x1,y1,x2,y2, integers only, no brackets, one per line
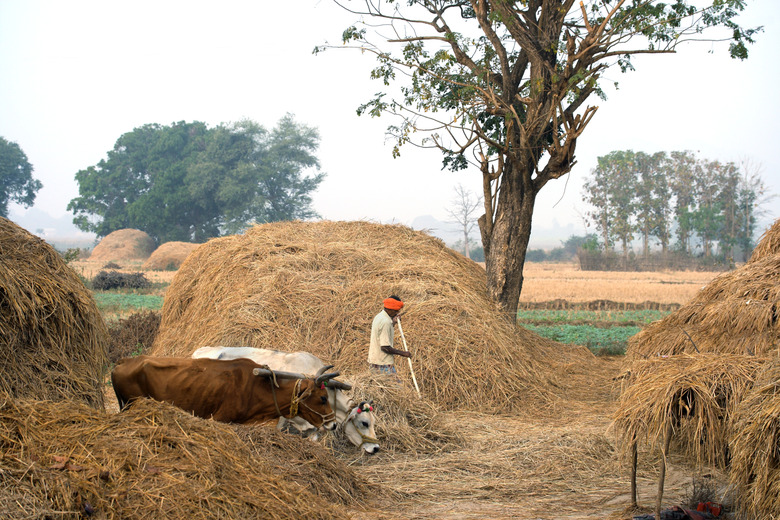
11,219,777,519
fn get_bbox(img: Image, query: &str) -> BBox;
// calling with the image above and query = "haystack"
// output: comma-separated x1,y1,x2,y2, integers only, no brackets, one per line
89,228,155,263
0,394,376,520
153,221,588,412
0,217,107,407
142,241,199,270
749,217,780,263
729,360,780,519
613,353,765,469
626,252,780,359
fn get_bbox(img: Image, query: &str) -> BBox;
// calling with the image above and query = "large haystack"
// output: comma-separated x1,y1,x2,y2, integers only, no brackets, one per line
0,394,376,519
142,241,199,270
729,360,780,519
89,228,155,263
626,253,780,359
153,221,587,411
749,218,780,263
0,217,108,407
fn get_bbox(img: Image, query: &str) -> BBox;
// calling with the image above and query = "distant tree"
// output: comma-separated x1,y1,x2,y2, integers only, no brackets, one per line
68,116,324,243
668,151,698,254
635,152,671,257
583,151,638,260
446,184,482,259
735,158,775,260
561,234,598,257
0,137,41,218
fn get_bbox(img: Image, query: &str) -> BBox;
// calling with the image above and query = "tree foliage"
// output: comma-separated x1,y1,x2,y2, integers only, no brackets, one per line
322,0,759,319
582,150,773,263
67,116,324,243
0,137,41,218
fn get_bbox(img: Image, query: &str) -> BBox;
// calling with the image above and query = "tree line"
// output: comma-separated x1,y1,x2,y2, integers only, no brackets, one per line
582,150,772,267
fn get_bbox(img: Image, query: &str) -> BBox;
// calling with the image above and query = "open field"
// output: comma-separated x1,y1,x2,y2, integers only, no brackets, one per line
519,262,721,304
85,260,733,519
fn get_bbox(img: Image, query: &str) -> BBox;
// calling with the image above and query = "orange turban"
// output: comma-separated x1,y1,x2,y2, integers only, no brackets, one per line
383,298,404,311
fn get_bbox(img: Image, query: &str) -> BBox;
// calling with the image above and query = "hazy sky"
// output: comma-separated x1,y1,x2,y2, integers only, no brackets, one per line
1,1,778,239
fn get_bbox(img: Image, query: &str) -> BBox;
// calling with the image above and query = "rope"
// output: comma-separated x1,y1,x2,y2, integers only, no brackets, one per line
288,379,303,418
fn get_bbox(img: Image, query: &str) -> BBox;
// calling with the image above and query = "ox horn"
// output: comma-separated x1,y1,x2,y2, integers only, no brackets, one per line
325,380,352,391
251,368,308,380
314,365,340,384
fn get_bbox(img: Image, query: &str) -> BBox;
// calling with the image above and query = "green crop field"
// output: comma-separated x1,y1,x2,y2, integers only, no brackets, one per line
517,309,671,355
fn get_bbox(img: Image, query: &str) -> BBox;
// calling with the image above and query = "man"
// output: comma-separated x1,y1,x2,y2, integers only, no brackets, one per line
368,295,412,376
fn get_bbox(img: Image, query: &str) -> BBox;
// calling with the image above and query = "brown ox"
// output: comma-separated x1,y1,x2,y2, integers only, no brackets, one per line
111,356,338,429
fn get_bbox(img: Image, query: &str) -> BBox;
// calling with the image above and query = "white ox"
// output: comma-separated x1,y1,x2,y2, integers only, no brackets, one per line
192,346,380,454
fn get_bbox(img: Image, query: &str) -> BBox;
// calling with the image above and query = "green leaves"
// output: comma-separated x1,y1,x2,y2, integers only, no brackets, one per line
0,137,41,218
68,116,324,242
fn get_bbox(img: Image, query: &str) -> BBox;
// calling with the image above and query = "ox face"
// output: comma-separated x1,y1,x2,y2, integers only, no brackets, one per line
292,380,337,431
343,401,380,454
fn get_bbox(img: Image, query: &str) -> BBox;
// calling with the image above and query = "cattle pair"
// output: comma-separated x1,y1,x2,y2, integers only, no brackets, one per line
111,348,381,454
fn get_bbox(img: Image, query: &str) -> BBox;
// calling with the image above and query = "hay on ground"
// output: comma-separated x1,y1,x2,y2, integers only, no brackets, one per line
729,360,780,520
142,241,199,270
0,217,108,407
153,221,591,413
626,252,780,359
88,229,155,263
612,353,765,468
0,394,376,520
749,218,780,263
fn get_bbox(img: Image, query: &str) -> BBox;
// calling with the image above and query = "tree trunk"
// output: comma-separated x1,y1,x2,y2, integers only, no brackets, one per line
463,227,470,259
480,161,535,322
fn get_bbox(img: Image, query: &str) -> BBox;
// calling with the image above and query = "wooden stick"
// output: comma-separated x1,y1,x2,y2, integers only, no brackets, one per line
630,434,638,509
656,422,673,519
396,318,421,397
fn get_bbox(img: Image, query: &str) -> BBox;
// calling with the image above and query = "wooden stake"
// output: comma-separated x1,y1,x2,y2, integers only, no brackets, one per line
396,318,420,397
656,422,673,519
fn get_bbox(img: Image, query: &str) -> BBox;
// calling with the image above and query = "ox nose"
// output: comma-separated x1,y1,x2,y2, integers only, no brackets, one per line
366,446,379,455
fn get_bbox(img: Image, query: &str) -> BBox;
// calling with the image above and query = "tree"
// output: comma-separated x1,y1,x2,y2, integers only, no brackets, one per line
446,183,483,259
634,152,670,257
583,150,638,260
323,1,759,320
0,137,41,218
68,116,324,243
668,150,698,254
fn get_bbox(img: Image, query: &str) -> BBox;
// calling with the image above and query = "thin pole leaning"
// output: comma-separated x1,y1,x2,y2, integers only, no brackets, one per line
396,317,420,397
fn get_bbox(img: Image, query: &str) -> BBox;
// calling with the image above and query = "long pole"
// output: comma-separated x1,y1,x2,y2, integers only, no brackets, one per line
396,318,420,397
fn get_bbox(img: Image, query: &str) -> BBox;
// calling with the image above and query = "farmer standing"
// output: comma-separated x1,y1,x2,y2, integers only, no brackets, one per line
368,295,412,376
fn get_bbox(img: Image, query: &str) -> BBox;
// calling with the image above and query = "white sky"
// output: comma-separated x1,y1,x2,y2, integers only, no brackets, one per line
1,0,778,239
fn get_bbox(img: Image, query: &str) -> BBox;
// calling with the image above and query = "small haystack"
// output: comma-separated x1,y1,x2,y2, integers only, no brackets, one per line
729,360,780,520
89,229,155,263
749,218,780,263
142,241,199,270
613,354,765,469
153,221,588,412
626,252,780,360
0,394,374,520
0,217,107,407
612,353,765,515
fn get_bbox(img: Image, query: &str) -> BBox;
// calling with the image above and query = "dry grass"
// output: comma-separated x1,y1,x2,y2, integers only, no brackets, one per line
142,241,200,270
0,217,108,407
88,229,156,263
519,262,720,304
0,394,377,520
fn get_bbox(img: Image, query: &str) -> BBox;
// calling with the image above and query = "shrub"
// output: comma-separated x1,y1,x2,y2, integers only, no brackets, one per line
106,311,161,364
91,270,151,291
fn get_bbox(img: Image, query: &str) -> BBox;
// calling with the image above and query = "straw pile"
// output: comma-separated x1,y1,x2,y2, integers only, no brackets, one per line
89,229,155,263
613,353,765,468
0,217,108,407
142,241,199,270
749,218,780,263
153,221,588,412
626,253,780,359
0,394,376,520
729,360,780,519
